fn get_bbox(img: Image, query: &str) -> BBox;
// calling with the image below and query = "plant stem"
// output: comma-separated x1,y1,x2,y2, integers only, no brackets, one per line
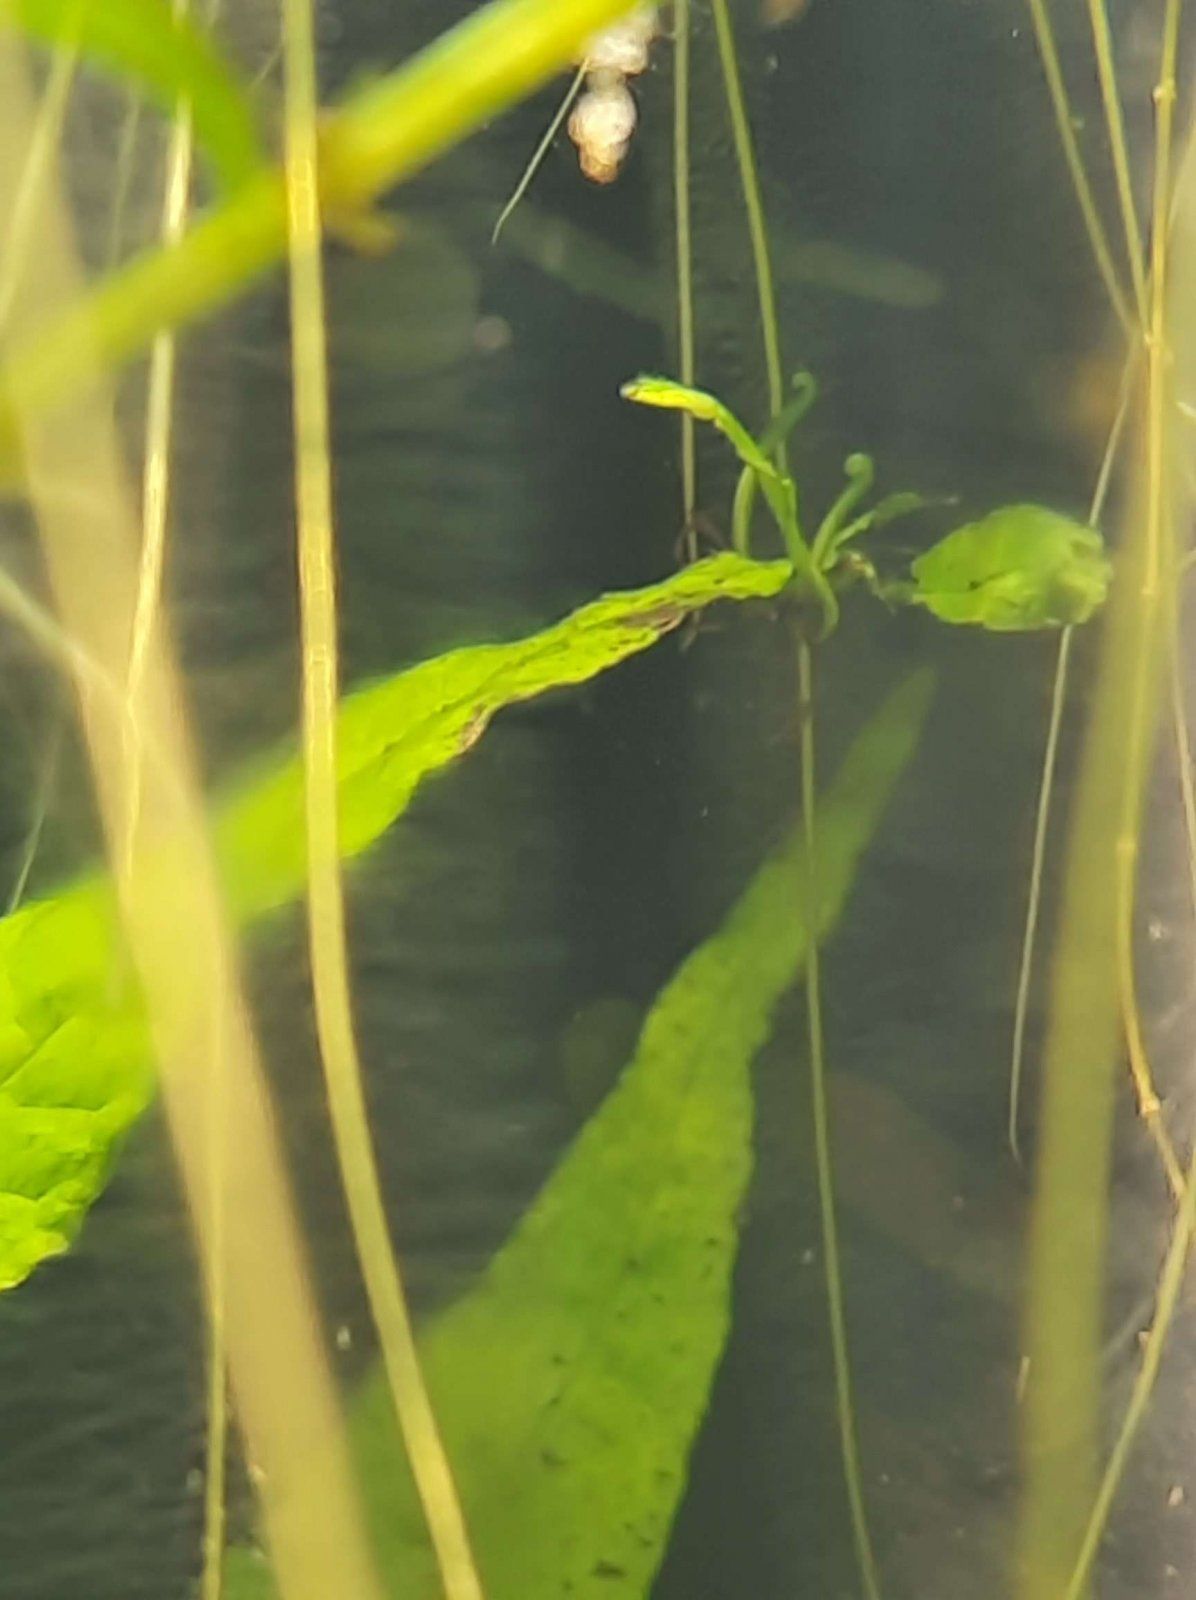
1057,8,1187,1585
281,2,485,1596
673,0,696,530
1063,1134,1196,1599
127,8,234,1593
709,0,784,452
0,32,385,1600
708,3,880,1591
0,0,640,450
1022,0,1135,333
798,638,882,1600
1008,355,1133,1162
491,60,588,246
1017,1,1186,1589
1084,0,1149,324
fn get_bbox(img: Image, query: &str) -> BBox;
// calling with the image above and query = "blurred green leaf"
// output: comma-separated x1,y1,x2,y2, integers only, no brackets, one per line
1,0,265,190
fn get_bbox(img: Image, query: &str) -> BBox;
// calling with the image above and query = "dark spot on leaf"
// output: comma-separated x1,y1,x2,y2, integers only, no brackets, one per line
621,603,683,632
593,1560,627,1580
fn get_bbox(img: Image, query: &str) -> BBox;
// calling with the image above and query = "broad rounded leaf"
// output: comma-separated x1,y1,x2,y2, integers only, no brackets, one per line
909,504,1111,631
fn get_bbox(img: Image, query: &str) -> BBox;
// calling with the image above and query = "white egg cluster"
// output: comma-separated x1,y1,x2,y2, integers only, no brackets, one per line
568,6,660,184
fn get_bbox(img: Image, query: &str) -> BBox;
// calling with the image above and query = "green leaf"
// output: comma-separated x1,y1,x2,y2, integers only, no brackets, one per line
620,374,778,486
223,667,934,1600
757,369,818,455
908,504,1112,631
0,553,790,1292
0,0,265,191
827,490,939,558
215,552,792,920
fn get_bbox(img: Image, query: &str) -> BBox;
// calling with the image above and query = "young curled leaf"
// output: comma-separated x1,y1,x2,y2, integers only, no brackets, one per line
907,504,1111,632
620,373,777,484
0,0,265,191
829,489,940,558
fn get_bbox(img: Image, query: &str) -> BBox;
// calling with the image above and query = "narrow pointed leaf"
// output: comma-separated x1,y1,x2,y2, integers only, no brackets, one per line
215,552,792,918
829,490,937,557
223,667,934,1600
0,553,790,1291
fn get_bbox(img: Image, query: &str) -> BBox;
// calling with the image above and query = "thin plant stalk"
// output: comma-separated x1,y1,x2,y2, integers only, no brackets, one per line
1017,0,1188,1200
491,59,587,245
1007,358,1132,1162
280,3,484,1597
125,0,198,867
126,1,232,1590
798,638,882,1600
1112,0,1184,1217
199,977,230,1600
0,35,386,1600
1062,1133,1196,1599
1171,603,1196,980
673,0,696,526
708,4,880,1593
1017,3,1186,1593
1084,0,1148,322
5,720,61,914
1022,0,1134,333
126,7,233,1592
0,28,76,921
1057,8,1189,1581
709,0,785,454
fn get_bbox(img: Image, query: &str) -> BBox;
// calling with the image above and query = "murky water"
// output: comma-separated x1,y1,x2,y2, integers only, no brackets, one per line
0,3,1192,1598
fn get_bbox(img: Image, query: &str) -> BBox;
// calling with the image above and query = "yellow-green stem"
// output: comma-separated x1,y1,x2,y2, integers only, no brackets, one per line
707,4,880,1591
1008,355,1133,1161
709,0,784,452
1084,0,1149,323
673,0,696,525
281,2,484,1596
1017,2,1185,1592
798,639,882,1600
1023,0,1134,332
0,32,385,1600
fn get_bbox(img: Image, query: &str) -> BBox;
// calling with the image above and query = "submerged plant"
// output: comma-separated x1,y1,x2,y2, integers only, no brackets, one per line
0,1,1164,1599
622,373,1111,638
621,363,1111,1599
222,671,934,1600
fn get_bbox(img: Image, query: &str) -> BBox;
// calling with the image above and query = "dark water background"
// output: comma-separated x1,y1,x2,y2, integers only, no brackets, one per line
0,2,1193,1597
